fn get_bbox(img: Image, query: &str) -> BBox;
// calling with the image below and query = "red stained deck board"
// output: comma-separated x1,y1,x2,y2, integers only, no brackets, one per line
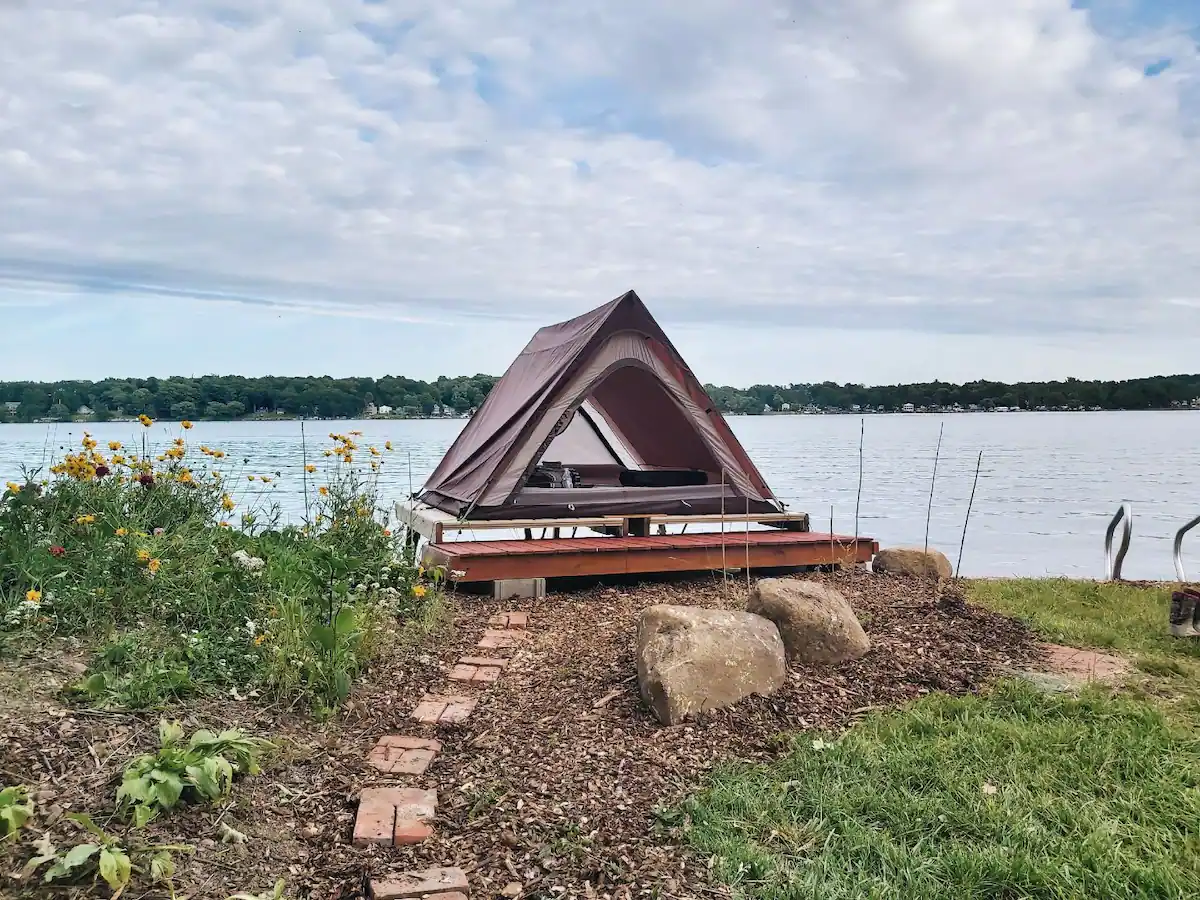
424,530,877,582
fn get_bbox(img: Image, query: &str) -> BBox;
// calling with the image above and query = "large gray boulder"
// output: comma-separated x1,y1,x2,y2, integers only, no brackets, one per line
873,546,954,580
749,578,870,666
635,605,786,726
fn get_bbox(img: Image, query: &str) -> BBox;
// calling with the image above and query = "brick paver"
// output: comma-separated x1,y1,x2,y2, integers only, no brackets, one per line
411,694,478,725
489,611,530,629
353,787,437,847
459,655,509,668
367,735,442,775
477,628,528,650
370,867,469,899
449,662,503,684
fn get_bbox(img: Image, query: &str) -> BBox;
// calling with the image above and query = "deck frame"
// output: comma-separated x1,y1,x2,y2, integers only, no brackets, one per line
420,530,877,583
395,499,811,544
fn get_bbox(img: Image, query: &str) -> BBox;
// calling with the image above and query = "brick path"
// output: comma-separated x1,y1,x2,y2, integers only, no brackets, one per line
352,608,532,898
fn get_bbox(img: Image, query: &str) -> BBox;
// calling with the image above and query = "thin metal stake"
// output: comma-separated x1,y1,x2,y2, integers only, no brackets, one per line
924,422,944,557
956,451,983,577
854,418,864,543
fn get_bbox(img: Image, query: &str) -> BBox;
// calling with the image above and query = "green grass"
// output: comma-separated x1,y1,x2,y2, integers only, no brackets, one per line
683,579,1200,899
684,682,1200,900
970,578,1200,726
969,578,1200,661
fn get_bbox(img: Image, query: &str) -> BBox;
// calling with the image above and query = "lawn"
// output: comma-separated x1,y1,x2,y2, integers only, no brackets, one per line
682,578,1200,900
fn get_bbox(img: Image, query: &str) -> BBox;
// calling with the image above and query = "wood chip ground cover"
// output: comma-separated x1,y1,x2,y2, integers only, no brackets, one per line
0,573,1039,899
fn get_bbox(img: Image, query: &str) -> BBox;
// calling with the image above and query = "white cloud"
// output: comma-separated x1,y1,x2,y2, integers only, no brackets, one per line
0,0,1198,378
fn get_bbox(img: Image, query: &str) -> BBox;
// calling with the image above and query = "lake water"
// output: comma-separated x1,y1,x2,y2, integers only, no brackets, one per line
2,412,1198,581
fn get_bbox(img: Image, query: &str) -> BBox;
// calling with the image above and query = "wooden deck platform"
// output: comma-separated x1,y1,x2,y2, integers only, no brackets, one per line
422,530,878,583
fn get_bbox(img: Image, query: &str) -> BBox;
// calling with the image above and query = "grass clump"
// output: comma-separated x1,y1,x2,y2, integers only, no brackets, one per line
0,424,437,711
684,681,1200,900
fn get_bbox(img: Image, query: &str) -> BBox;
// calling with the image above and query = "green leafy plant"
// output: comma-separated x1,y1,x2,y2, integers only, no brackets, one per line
117,719,273,826
0,784,34,838
21,813,188,895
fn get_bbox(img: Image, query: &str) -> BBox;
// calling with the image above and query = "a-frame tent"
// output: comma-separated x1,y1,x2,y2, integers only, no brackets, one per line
419,290,785,521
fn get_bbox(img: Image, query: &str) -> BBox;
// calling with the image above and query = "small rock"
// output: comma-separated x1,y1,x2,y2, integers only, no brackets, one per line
502,883,523,897
872,546,954,580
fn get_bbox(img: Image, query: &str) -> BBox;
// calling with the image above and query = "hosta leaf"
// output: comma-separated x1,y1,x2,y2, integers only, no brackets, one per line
133,804,157,828
334,605,357,637
158,719,185,748
98,847,132,891
148,849,176,881
310,624,336,652
46,842,100,880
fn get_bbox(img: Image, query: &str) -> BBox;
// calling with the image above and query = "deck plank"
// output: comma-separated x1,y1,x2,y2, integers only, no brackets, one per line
421,531,877,582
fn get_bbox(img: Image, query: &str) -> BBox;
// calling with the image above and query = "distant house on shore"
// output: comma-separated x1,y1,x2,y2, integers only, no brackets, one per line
76,405,94,417
376,404,394,416
901,403,915,413
364,402,378,416
3,401,19,413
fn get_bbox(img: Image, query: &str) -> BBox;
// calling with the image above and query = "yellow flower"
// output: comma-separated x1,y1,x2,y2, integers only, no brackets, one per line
26,589,41,603
147,558,161,574
108,441,123,451
254,633,267,646
112,454,127,466
75,514,96,525
178,470,194,485
173,437,185,447
261,476,273,484
305,464,317,473
322,450,334,457
221,494,235,511
385,441,393,451
247,475,256,482
136,549,151,562
5,481,20,494
343,454,353,464
139,414,153,427
212,449,225,459
371,462,380,472
413,585,427,598
181,420,194,430
369,446,380,456
350,430,363,437
219,520,231,527
318,486,329,496
115,527,129,537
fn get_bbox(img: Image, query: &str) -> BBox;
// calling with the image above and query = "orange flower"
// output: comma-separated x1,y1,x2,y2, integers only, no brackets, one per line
318,486,329,496
147,558,161,574
181,420,194,429
139,414,153,427
305,464,317,473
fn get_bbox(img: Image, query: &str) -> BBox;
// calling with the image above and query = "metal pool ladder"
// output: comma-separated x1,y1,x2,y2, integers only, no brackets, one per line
1175,513,1200,582
1105,502,1132,581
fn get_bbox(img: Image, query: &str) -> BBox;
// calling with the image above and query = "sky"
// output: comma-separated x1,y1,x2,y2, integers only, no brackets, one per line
1,0,1199,387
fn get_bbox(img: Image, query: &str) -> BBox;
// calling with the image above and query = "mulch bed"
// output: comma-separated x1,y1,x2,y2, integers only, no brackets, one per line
0,572,1040,900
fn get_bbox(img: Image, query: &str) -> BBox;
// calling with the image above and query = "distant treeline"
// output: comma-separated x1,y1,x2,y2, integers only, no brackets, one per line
1,373,1199,423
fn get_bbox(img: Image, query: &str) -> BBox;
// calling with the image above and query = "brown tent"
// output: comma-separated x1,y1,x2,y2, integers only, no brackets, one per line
419,290,784,520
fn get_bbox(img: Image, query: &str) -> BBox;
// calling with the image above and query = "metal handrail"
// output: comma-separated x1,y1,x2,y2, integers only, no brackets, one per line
1174,513,1200,582
1105,502,1132,581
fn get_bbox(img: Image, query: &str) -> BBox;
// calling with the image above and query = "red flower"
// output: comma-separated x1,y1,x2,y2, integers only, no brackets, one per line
94,465,111,478
138,474,155,487
50,546,66,557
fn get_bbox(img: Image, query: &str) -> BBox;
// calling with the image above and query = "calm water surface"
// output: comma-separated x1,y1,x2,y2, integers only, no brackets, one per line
2,412,1198,580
